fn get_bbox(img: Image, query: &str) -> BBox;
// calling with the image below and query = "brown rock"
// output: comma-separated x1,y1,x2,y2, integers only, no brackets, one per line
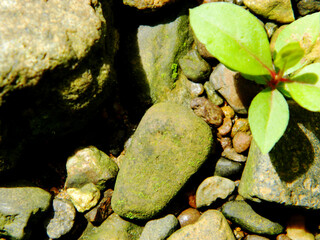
221,105,235,119
218,117,233,136
233,132,252,153
276,234,292,240
222,147,247,162
231,118,250,138
219,137,232,149
123,0,177,10
191,97,224,126
177,208,201,228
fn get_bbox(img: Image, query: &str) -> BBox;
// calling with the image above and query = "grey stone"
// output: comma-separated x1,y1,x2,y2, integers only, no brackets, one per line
111,102,213,220
139,214,179,240
239,102,320,209
0,184,52,240
209,63,261,114
179,49,212,83
79,213,143,240
120,7,193,114
222,201,284,236
65,146,119,190
214,157,244,179
196,176,235,208
243,0,294,23
46,198,76,239
203,81,224,106
167,210,236,240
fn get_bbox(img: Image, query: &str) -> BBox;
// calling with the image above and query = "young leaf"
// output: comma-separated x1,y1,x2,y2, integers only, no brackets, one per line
273,42,304,74
285,63,320,111
189,2,273,79
274,12,320,75
248,88,289,154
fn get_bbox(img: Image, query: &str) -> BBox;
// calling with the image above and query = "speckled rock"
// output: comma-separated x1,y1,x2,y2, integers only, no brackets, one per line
209,63,261,114
297,0,320,16
239,102,320,209
203,81,224,106
119,6,193,114
243,0,294,23
233,132,252,153
0,184,52,240
218,117,232,136
46,198,76,239
168,210,236,240
111,102,213,220
222,147,247,162
140,214,179,240
222,201,284,236
196,176,235,208
179,49,212,83
65,146,119,190
0,0,117,172
177,208,201,227
79,213,143,240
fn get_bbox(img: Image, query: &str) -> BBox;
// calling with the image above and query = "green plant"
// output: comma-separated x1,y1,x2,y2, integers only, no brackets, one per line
189,2,320,154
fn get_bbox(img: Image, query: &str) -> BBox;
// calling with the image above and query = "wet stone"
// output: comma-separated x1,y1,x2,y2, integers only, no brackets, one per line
168,210,236,240
196,176,235,208
231,118,250,138
177,208,201,228
222,201,284,236
222,147,247,163
46,198,76,239
221,105,235,119
178,49,212,83
218,117,233,136
214,157,244,179
191,97,224,126
140,214,179,240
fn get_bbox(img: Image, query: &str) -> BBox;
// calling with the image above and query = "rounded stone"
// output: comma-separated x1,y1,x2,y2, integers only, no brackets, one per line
218,117,233,136
232,132,252,153
231,118,250,138
177,208,201,228
196,176,235,208
214,157,244,179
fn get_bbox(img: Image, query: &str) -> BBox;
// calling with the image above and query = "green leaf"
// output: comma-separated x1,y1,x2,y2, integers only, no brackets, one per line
274,12,320,75
273,42,304,73
249,88,289,154
189,2,273,80
285,63,320,111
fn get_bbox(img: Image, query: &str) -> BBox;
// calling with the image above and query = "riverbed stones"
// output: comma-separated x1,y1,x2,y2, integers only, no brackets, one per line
123,0,177,10
239,102,320,209
297,0,320,16
243,0,294,23
168,210,236,240
111,102,213,220
0,184,52,240
222,201,284,236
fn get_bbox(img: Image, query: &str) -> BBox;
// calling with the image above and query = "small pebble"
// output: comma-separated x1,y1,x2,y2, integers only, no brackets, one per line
190,97,224,126
265,22,278,39
177,208,201,228
222,146,247,162
204,81,224,106
219,137,232,149
218,117,233,136
245,235,270,240
286,215,314,240
276,234,292,240
233,132,252,153
231,118,250,138
234,227,246,239
189,81,204,97
221,105,235,119
214,157,243,179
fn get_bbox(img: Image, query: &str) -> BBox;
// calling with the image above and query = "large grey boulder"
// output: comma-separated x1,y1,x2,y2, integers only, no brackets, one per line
0,0,117,172
239,102,320,209
111,102,213,220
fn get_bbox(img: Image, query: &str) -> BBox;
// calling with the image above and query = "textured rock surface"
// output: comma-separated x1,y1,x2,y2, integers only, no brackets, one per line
222,201,284,236
111,102,213,220
140,214,179,240
79,213,143,240
168,210,236,240
0,0,117,172
196,176,235,208
123,0,178,10
243,0,294,23
46,198,76,239
119,6,193,114
297,0,320,16
239,102,320,209
209,63,261,114
65,146,119,190
0,184,52,240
